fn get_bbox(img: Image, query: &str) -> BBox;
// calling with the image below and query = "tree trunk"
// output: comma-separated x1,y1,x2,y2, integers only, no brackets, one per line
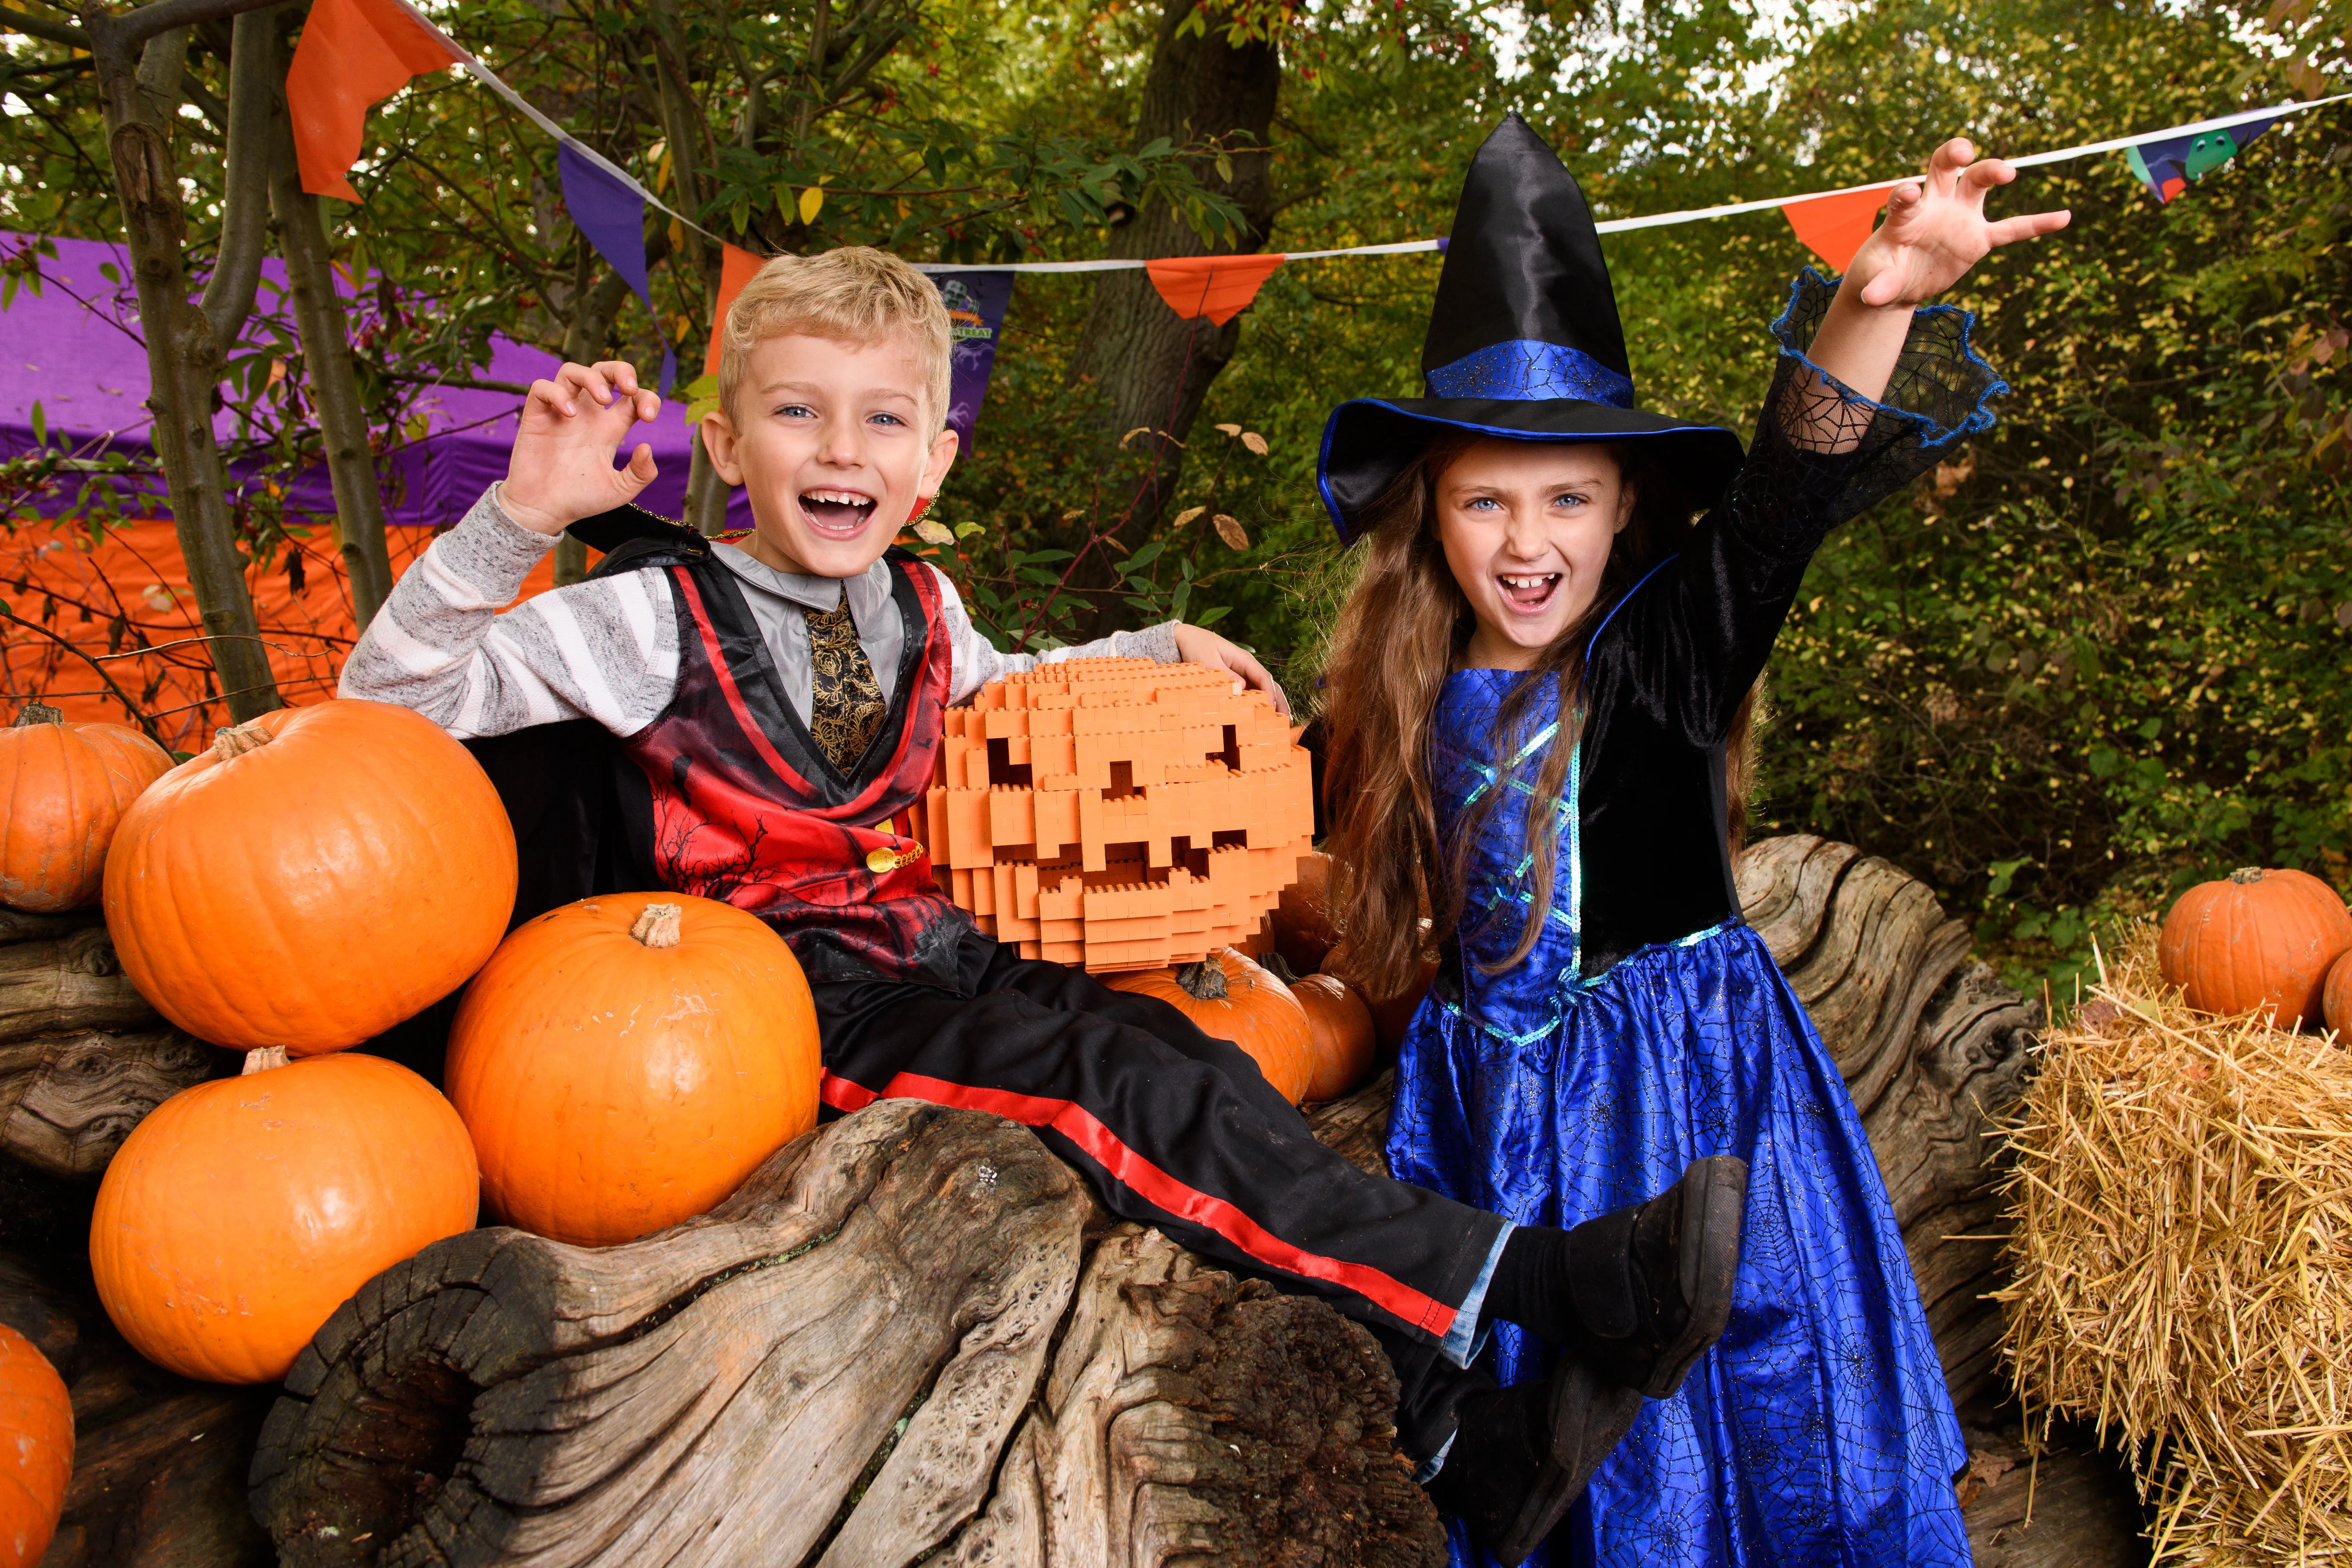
83,0,282,721
270,115,395,629
1066,0,1281,629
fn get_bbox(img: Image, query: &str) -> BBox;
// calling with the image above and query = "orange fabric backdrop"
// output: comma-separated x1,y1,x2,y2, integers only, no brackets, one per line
0,518,557,754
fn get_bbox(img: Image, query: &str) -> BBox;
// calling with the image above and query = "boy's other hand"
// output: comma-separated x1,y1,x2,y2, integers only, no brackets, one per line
1173,624,1291,718
501,361,664,537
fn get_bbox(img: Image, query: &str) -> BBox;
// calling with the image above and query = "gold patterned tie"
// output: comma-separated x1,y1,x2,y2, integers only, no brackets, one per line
804,598,887,769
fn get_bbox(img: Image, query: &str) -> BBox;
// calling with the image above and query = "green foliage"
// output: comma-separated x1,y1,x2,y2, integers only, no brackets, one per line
5,0,2348,994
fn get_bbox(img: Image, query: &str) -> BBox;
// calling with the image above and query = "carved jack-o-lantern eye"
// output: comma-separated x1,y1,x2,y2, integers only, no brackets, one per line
927,657,1313,973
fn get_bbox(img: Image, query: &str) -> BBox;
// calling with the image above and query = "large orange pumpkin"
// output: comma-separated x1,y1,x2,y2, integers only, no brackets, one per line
89,1049,478,1384
446,894,821,1247
2324,948,2352,1041
1293,971,1376,1102
0,1321,71,1568
2158,867,2352,1028
1273,851,1340,975
103,700,517,1054
1105,947,1314,1104
0,701,172,913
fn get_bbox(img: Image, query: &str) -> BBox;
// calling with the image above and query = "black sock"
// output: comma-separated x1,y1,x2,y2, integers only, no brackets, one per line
1482,1224,1577,1342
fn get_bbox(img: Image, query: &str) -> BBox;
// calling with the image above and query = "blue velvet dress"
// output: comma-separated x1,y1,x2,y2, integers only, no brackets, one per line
1388,274,1991,1567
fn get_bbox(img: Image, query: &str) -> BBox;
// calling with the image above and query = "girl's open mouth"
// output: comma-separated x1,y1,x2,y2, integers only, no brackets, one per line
798,489,878,538
1498,573,1561,614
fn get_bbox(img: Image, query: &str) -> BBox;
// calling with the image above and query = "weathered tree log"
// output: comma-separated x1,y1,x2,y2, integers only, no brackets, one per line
936,1224,1443,1567
0,910,213,1178
252,1099,1443,1567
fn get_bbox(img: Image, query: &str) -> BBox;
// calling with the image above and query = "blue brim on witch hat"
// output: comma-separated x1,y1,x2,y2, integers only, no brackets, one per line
1317,113,1746,544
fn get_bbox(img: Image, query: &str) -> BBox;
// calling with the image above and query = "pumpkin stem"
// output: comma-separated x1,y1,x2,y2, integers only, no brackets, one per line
2229,867,2267,884
1175,956,1231,1001
629,903,684,949
241,1045,289,1075
13,701,62,726
213,721,273,761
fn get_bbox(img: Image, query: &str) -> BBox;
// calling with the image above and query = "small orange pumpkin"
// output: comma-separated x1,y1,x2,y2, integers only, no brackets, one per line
103,700,517,1054
2158,867,2352,1028
2324,947,2352,1041
0,1320,71,1567
446,894,822,1247
1293,972,1376,1101
89,1049,478,1384
0,701,172,913
1105,947,1314,1104
1274,851,1340,975
1325,938,1440,1055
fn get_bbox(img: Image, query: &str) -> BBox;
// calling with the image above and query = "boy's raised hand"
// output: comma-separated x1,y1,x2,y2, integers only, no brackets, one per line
500,360,664,537
1848,138,2070,309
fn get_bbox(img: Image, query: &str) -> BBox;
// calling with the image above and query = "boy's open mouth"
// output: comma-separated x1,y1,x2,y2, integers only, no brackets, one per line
1498,572,1561,613
797,488,878,537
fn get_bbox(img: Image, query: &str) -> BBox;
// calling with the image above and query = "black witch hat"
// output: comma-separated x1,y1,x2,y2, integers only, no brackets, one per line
1317,114,1746,543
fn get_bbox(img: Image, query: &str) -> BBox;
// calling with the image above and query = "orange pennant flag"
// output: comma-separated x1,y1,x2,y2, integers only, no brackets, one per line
1781,188,1888,273
286,0,465,201
704,244,767,377
1145,254,1288,326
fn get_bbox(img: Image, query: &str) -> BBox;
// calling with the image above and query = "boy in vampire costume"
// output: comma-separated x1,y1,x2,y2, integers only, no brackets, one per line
341,217,1752,1562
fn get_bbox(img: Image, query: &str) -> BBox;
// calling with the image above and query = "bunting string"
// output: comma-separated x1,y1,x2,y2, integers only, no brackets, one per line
279,0,2352,435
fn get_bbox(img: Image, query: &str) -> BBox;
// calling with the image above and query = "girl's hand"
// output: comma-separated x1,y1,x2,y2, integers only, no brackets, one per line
1173,623,1291,717
500,360,664,537
1846,138,2071,310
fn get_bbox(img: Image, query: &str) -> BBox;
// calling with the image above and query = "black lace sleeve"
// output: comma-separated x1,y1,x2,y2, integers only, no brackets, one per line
1583,270,2005,749
1732,266,2006,557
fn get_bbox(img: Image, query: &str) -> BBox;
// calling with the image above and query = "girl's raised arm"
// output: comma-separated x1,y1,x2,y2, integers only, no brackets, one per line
1796,138,2069,452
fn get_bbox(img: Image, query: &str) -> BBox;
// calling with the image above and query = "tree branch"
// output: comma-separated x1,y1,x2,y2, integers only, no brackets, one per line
94,0,283,55
198,1,274,348
0,603,164,741
0,3,87,47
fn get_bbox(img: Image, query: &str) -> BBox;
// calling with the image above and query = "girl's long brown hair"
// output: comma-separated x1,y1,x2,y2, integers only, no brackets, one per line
1319,438,1761,1000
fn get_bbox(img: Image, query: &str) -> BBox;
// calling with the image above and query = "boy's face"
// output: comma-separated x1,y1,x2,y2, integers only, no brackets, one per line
701,331,958,578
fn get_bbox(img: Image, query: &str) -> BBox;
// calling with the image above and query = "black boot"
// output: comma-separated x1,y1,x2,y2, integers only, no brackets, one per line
1566,1154,1746,1398
1428,1359,1643,1566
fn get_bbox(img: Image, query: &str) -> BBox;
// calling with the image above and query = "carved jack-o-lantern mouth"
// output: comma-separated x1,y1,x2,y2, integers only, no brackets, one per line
926,657,1314,973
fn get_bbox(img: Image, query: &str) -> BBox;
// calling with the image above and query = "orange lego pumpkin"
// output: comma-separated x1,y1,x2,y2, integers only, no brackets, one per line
926,658,1314,973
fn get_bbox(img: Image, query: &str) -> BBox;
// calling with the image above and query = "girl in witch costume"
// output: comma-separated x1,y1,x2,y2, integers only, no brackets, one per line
1317,117,2067,1565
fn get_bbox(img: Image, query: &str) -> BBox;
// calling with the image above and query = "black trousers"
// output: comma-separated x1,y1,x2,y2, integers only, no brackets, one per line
813,927,1503,1462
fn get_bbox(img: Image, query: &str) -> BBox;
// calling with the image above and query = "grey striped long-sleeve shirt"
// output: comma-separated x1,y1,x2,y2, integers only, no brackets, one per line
338,484,1182,740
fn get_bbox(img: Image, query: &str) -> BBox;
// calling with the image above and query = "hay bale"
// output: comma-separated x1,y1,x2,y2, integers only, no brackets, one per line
1997,924,2352,1564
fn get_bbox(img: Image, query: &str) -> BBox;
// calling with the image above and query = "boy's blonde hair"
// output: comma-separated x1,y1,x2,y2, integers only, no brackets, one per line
716,247,953,435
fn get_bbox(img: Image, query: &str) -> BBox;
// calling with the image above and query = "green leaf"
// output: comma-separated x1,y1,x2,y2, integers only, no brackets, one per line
29,401,44,446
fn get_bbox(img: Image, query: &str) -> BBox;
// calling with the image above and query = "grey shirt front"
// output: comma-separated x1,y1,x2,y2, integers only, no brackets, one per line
338,483,1182,740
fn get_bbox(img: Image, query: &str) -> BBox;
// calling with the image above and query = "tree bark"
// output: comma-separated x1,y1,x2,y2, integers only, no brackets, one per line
0,910,212,1179
81,0,285,721
1066,0,1280,627
269,100,395,629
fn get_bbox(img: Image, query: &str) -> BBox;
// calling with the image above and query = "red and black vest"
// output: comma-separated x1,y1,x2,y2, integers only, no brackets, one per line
459,509,970,988
618,546,964,982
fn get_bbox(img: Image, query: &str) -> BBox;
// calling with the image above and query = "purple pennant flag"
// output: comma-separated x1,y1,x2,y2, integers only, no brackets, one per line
557,142,675,395
930,271,1014,454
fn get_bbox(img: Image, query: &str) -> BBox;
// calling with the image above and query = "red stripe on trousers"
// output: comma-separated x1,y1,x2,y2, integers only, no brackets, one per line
821,1069,1458,1339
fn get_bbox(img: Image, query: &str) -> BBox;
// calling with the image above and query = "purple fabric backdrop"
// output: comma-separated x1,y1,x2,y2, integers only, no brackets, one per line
0,230,746,531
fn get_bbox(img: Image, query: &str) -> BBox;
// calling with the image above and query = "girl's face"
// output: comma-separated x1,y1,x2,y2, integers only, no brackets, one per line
1433,438,1633,670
